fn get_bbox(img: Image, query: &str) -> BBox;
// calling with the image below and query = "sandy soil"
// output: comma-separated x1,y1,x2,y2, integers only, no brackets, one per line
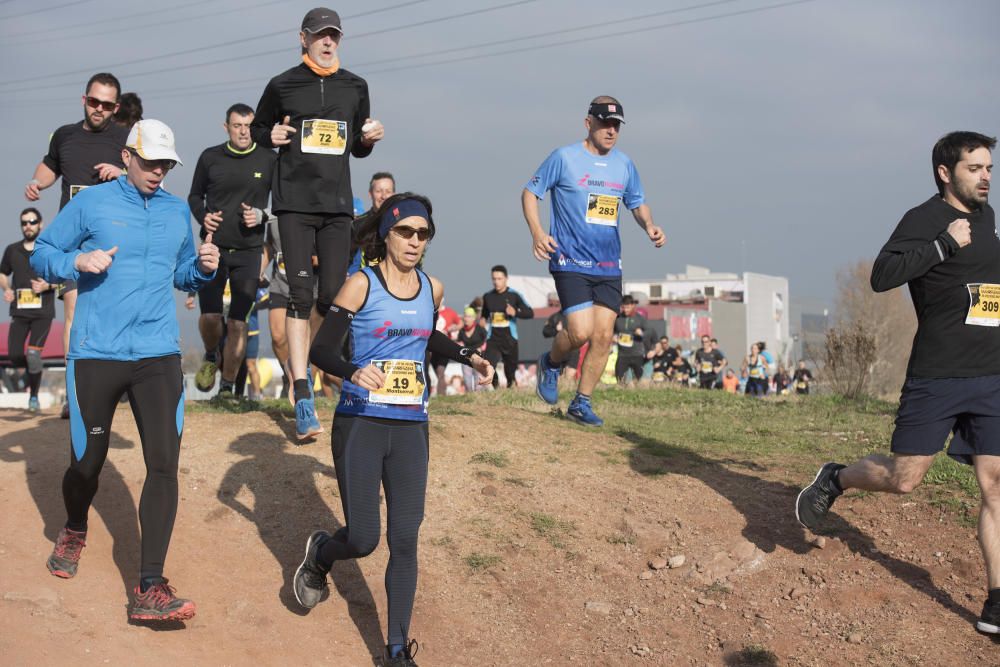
0,400,997,666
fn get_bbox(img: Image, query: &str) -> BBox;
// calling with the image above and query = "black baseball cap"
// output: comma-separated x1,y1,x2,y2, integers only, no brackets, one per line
589,101,625,123
302,7,342,34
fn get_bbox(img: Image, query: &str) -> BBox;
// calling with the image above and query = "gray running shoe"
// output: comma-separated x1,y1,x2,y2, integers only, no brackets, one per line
293,530,331,609
795,462,845,530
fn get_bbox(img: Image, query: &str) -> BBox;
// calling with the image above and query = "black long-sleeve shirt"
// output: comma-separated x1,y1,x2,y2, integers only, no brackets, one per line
187,142,276,249
481,288,533,341
251,63,372,216
870,195,1000,378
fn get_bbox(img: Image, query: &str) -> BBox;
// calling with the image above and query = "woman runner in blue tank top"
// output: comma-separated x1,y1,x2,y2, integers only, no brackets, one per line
296,193,494,667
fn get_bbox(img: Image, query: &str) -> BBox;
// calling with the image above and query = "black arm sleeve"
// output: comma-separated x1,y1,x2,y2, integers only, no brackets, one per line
187,152,209,226
870,232,957,292
351,81,374,159
251,81,281,149
309,305,362,380
427,329,478,367
515,293,534,319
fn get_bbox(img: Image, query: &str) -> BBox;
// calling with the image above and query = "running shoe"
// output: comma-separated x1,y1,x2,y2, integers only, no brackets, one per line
293,530,331,609
129,578,196,621
60,402,69,420
977,599,1000,634
536,352,560,405
195,359,218,392
795,462,845,531
295,398,323,442
28,396,40,413
385,640,419,667
567,395,604,427
46,527,86,578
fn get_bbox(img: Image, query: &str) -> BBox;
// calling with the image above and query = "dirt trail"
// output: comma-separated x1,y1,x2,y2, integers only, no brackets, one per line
0,402,996,666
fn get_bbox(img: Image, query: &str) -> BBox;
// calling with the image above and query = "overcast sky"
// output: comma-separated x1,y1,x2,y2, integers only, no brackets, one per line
1,0,998,335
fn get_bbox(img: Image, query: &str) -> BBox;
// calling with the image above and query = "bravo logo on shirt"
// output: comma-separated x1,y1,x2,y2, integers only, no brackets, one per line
576,173,625,192
373,320,432,339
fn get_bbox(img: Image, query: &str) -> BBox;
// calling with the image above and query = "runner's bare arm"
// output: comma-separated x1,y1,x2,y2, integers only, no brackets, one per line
522,189,557,261
630,205,665,247
25,163,57,201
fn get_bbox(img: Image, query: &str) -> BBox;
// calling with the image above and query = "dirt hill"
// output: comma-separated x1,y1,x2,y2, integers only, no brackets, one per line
0,389,995,665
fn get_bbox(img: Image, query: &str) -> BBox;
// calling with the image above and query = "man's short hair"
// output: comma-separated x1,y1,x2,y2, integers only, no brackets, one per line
369,171,395,189
932,131,997,195
621,294,636,305
114,92,143,128
711,338,718,344
20,207,42,223
226,103,254,122
590,95,621,107
85,73,121,100
491,265,508,276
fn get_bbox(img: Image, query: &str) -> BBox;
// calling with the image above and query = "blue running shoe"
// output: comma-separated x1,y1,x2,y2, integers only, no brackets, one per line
295,398,323,442
536,353,561,405
567,395,604,427
28,396,40,413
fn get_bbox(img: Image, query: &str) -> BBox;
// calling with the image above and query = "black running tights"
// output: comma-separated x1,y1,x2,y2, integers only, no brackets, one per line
318,415,429,646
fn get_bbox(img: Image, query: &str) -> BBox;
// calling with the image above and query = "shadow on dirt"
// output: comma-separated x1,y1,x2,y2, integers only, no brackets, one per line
0,411,141,600
619,429,980,627
217,430,383,663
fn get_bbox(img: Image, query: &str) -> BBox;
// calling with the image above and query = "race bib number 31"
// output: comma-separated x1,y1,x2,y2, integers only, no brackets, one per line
966,283,1000,326
369,359,425,405
16,289,41,309
586,193,620,226
301,119,347,155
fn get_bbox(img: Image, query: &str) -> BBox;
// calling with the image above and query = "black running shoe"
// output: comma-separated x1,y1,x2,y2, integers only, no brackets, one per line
293,530,331,609
795,462,845,530
977,599,1000,634
385,640,419,667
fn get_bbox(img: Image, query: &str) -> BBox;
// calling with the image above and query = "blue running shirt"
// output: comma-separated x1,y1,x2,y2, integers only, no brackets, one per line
525,142,644,277
337,266,434,422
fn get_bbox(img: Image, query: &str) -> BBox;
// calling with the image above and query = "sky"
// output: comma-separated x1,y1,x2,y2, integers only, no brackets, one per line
1,0,998,343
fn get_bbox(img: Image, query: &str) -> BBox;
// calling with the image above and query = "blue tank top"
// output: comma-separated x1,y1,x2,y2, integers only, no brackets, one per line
336,266,434,421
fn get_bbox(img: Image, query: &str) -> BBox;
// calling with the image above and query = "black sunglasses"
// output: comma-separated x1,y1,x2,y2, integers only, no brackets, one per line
391,226,431,241
129,149,176,172
20,219,39,226
86,96,117,112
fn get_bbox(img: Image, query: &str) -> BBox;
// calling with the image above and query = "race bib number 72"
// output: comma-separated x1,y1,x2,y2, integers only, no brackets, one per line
301,119,347,155
966,283,1000,326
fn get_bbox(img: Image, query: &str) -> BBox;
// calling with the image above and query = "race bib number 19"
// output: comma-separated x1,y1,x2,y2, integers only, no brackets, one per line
966,283,1000,326
586,193,620,226
368,359,425,405
301,119,347,155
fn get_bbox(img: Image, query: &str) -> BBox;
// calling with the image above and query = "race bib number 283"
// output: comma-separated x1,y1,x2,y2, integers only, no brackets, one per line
966,283,1000,326
585,193,620,226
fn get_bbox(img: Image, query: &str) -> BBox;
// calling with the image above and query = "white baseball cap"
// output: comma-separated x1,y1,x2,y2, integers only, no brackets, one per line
126,119,183,165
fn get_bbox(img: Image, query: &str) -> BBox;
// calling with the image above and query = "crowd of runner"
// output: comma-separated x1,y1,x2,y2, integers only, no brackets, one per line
2,5,997,661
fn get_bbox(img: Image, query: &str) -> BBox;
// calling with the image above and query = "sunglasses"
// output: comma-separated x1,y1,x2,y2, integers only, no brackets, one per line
391,226,431,241
129,149,176,172
86,96,117,112
20,219,39,226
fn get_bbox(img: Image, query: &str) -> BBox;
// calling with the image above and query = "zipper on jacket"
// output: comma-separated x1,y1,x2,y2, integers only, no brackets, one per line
130,196,151,359
320,77,325,106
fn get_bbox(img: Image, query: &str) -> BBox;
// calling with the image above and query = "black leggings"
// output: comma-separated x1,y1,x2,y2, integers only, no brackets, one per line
64,355,184,580
615,355,644,382
197,246,261,322
318,415,429,646
277,212,351,320
8,316,51,396
484,332,519,388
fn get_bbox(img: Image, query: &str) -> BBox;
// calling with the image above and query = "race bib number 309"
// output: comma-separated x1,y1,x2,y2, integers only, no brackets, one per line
301,119,347,155
966,283,1000,326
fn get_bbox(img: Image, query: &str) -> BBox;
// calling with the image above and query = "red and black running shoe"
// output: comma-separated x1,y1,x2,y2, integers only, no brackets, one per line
46,528,86,578
129,579,196,621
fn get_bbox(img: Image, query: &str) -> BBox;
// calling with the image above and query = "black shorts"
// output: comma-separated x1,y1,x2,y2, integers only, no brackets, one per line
198,247,262,321
552,271,623,315
56,280,78,300
268,293,289,310
892,375,1000,465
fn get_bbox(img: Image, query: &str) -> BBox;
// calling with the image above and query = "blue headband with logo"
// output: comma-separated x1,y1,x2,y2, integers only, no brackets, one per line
379,198,429,239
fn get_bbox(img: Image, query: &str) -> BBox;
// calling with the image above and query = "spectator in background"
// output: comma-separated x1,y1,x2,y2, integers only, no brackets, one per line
742,342,769,396
113,93,143,128
793,361,814,395
695,335,725,389
614,294,649,385
773,364,791,395
457,306,488,392
722,368,740,393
